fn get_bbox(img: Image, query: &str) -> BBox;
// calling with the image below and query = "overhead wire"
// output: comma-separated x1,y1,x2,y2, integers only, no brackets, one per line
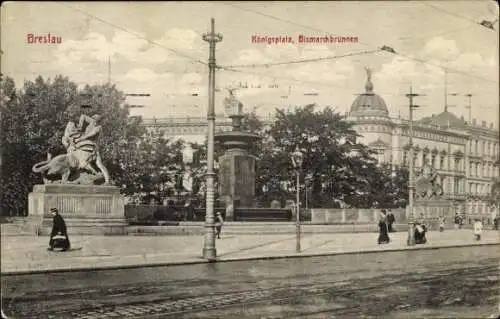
58,3,208,66
422,3,490,27
220,49,381,68
217,64,403,97
225,3,498,85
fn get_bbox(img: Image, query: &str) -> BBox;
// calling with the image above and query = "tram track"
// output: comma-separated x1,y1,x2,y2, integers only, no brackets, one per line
41,263,498,319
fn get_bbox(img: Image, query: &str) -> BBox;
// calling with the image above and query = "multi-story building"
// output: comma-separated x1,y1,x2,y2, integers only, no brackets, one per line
347,73,499,219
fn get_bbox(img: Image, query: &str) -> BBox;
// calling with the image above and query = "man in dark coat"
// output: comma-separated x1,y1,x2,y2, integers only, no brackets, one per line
387,209,396,232
48,208,70,251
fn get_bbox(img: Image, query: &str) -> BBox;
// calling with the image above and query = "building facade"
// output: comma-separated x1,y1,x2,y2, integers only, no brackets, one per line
346,73,500,218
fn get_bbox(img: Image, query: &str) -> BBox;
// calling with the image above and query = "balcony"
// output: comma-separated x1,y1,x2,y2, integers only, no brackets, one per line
464,193,492,201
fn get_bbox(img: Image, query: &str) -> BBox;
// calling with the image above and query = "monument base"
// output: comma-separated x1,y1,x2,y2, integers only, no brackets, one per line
28,184,126,235
409,199,455,230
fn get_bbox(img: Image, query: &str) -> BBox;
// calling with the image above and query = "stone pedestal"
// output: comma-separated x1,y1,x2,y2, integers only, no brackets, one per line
28,184,126,235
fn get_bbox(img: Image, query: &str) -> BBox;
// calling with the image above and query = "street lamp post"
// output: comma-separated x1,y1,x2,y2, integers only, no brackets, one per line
291,146,304,253
202,19,222,261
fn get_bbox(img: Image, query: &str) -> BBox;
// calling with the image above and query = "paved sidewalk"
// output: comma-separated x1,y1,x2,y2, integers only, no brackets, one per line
1,229,499,274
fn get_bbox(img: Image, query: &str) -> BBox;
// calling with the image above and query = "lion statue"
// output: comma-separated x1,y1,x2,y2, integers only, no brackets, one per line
32,113,110,185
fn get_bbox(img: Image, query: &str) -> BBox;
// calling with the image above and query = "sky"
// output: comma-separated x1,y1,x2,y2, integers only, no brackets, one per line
1,1,499,127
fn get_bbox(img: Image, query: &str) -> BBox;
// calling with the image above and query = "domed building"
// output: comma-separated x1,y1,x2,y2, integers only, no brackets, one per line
346,67,394,164
346,68,500,220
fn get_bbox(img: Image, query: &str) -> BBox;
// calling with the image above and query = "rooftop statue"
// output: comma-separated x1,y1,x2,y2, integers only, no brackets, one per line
32,113,111,185
414,160,443,199
364,66,374,92
364,66,372,82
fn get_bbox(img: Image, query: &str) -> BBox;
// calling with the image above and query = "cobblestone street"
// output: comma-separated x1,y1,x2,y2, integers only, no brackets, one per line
2,245,499,318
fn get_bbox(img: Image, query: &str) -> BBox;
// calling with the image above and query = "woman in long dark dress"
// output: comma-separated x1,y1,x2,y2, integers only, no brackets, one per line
377,209,390,244
414,222,427,244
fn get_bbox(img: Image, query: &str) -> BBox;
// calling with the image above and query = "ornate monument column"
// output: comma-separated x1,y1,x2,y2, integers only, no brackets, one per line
215,90,260,220
29,113,126,235
412,160,454,228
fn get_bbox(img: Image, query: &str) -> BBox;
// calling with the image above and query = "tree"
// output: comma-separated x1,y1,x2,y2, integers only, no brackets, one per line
118,130,185,204
0,75,153,215
489,178,500,208
254,104,406,208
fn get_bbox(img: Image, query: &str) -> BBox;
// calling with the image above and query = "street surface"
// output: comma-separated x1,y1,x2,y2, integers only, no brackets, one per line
2,245,499,318
2,230,499,273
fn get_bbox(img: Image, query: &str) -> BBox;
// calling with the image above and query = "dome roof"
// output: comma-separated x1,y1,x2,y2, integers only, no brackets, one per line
349,68,389,117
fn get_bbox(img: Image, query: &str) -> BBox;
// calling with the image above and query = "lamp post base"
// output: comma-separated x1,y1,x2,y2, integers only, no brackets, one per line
296,224,301,253
407,222,416,246
203,248,217,261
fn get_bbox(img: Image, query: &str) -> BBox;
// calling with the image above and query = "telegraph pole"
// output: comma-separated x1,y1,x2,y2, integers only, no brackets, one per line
406,85,422,246
108,55,111,84
202,18,222,261
464,93,473,219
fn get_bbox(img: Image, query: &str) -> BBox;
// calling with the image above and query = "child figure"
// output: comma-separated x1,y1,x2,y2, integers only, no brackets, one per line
439,216,446,232
473,218,483,241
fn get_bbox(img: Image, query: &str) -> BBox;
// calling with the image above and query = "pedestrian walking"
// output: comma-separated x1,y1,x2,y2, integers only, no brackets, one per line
387,209,396,232
438,216,446,232
215,212,224,239
454,213,461,230
473,218,483,241
377,209,390,244
47,208,70,251
492,208,498,230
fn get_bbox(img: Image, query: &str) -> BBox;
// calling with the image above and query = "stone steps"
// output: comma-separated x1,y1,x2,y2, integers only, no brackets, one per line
126,223,413,236
1,217,42,236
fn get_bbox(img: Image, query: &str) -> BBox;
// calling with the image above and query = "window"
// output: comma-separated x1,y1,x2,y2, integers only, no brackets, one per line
454,158,460,171
440,156,445,170
470,163,474,176
403,151,408,166
475,140,478,154
431,155,436,168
